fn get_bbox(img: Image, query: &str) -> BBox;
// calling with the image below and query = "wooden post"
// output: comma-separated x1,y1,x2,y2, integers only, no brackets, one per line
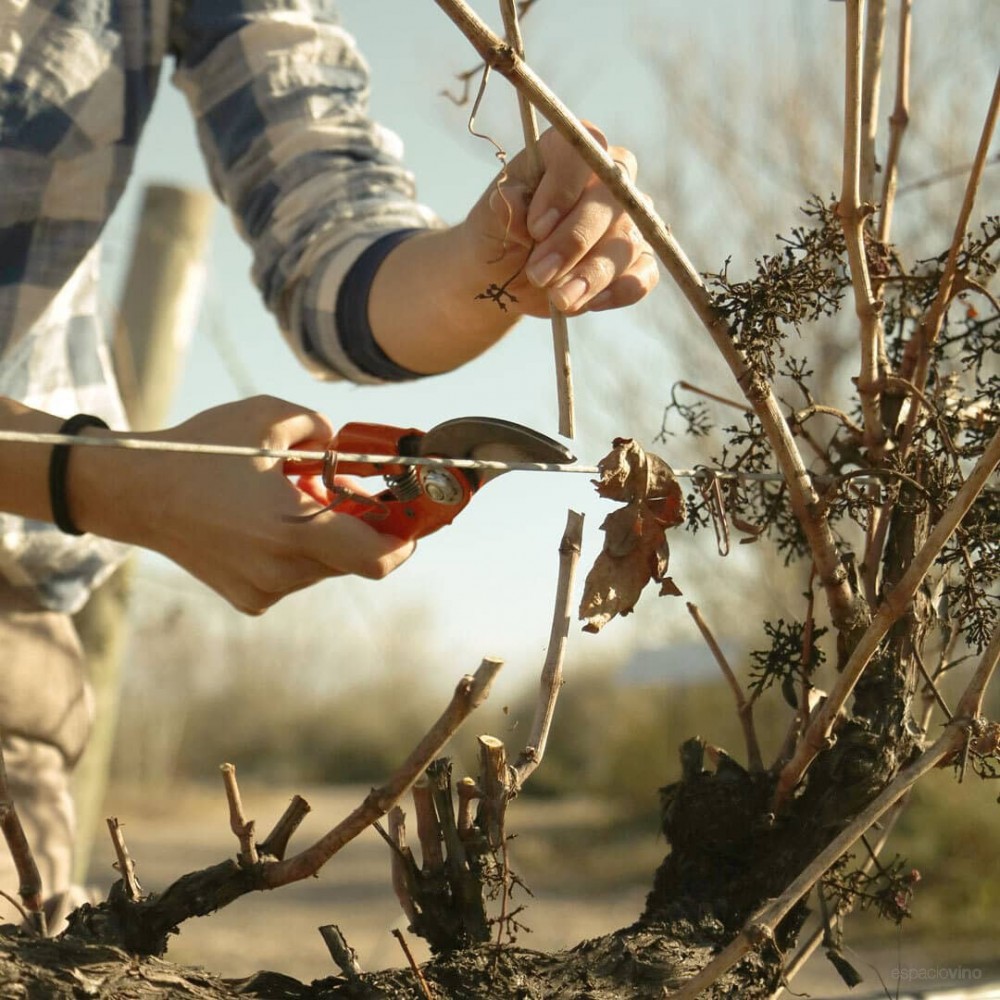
112,185,217,431
71,185,215,883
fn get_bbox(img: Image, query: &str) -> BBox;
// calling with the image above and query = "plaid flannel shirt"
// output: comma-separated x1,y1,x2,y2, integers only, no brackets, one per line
0,0,439,612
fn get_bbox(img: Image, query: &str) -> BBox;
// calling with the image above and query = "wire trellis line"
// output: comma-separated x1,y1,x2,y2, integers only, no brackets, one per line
0,429,870,485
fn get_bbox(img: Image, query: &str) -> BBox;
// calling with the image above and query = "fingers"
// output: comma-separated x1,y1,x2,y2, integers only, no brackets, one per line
223,559,330,617
511,125,658,315
172,394,336,453
264,405,336,453
587,249,660,311
183,510,415,616
222,537,408,617
143,395,415,616
296,509,416,581
522,122,611,242
220,477,415,614
529,201,653,313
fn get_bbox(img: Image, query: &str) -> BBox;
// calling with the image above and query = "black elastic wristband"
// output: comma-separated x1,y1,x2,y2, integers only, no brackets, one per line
48,414,109,536
334,228,428,381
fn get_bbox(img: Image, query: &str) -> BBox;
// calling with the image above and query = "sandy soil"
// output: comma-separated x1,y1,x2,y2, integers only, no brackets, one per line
73,782,997,999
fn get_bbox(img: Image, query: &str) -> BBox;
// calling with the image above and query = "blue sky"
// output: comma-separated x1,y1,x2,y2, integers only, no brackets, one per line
104,0,689,689
103,1,999,691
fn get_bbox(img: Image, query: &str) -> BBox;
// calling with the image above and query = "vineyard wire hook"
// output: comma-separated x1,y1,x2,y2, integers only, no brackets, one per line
320,448,339,493
694,466,731,557
285,448,386,523
321,448,391,522
284,448,344,523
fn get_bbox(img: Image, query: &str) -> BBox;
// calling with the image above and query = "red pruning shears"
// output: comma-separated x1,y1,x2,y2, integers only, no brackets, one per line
284,417,575,542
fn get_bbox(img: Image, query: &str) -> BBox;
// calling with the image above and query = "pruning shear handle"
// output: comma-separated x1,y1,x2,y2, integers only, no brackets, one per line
284,417,574,543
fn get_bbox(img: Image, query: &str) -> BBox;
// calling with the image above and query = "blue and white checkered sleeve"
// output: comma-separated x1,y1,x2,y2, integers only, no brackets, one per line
169,0,442,384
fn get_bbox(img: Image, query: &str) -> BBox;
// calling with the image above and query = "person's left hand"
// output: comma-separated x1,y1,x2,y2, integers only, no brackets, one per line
462,122,659,317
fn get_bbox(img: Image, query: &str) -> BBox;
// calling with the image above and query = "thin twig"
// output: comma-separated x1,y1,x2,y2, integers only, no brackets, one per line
220,762,258,866
877,0,912,243
773,428,1000,809
823,465,930,500
954,272,1000,314
477,735,510,851
770,796,909,999
861,500,885,609
412,777,444,870
426,758,473,882
0,744,47,936
912,645,953,722
882,375,960,456
771,686,823,773
513,509,584,786
955,625,1000,720
923,631,962,723
432,0,862,638
898,70,1000,453
0,888,33,927
263,658,502,888
897,151,1000,195
456,777,480,840
790,404,863,438
840,0,886,455
674,380,753,414
107,817,143,902
499,0,574,438
795,574,820,745
393,928,435,999
687,602,763,771
319,924,362,980
259,794,311,860
441,0,539,106
494,835,513,961
372,818,398,853
386,808,419,927
859,0,887,206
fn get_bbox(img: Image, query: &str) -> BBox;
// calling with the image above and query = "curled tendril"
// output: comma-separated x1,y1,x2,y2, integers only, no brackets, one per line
465,64,529,306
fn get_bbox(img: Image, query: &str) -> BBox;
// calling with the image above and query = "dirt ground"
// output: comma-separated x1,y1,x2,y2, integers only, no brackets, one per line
60,782,997,999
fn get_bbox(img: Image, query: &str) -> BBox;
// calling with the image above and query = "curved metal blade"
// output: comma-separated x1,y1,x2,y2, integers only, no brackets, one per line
419,417,575,484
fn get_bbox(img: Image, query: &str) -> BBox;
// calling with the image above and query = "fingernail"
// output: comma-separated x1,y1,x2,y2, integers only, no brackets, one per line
551,276,589,311
526,252,563,287
529,207,561,241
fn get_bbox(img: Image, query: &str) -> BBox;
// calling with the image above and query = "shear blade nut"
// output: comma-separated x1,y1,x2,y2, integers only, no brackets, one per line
420,468,464,505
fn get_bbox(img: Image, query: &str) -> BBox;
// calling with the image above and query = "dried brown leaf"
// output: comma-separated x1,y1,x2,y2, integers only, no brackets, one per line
591,439,686,522
579,439,685,633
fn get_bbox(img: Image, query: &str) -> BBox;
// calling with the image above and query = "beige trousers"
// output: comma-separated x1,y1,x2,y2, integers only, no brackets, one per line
0,585,93,928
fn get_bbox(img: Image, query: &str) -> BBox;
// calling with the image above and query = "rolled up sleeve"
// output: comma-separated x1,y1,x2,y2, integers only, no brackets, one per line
169,0,440,383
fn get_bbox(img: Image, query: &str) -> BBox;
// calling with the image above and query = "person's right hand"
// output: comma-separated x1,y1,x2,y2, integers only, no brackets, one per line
462,122,659,318
72,395,415,614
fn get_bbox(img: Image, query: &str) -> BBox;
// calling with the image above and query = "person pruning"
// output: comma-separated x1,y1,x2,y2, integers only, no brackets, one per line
0,1,657,925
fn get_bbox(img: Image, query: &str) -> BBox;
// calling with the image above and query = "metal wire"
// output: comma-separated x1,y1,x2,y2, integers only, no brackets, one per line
0,430,599,475
0,428,834,484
